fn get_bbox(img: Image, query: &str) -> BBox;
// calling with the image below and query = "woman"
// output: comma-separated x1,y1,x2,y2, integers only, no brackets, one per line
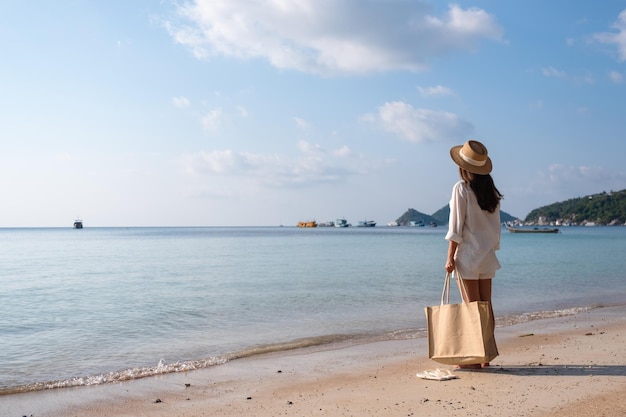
445,140,502,369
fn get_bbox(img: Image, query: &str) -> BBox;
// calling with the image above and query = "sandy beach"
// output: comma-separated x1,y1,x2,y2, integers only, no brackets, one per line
2,305,626,417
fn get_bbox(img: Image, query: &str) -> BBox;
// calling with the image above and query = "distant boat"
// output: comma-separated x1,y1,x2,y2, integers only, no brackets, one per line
506,226,559,234
357,220,376,227
334,218,350,228
73,219,83,229
409,220,425,227
317,221,334,227
297,220,317,228
387,221,399,227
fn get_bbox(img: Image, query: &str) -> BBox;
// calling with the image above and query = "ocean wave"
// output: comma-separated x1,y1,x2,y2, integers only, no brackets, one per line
0,304,608,396
495,305,596,327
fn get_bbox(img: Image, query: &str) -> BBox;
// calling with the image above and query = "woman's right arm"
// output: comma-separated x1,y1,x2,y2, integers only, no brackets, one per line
445,240,458,273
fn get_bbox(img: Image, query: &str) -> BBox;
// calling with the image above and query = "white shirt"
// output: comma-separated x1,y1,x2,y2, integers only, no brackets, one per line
445,180,501,279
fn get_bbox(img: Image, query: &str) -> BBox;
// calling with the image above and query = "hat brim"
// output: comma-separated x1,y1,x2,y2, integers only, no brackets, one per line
450,145,492,175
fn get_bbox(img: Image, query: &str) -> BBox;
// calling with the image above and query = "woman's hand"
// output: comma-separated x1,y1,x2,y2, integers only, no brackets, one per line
445,259,455,273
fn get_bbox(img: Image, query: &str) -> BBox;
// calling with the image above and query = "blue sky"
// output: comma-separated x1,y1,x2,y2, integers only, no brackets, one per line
2,1,626,227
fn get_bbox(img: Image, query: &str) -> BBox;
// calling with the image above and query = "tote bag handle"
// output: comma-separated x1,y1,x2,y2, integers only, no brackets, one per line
440,271,469,305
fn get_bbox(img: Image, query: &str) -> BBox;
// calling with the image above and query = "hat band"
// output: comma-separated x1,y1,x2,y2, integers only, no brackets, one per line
459,149,486,167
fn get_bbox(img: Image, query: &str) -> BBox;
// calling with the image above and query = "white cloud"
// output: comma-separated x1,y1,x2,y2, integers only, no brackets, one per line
363,101,473,143
200,107,249,131
593,9,626,61
417,85,455,98
182,140,379,187
165,1,503,75
201,108,224,130
541,66,567,78
536,163,626,197
540,66,594,84
512,163,626,216
172,96,191,108
236,106,249,117
294,117,310,129
609,70,623,83
545,164,616,183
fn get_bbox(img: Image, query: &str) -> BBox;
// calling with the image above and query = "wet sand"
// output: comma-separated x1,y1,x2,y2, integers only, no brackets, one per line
2,305,625,417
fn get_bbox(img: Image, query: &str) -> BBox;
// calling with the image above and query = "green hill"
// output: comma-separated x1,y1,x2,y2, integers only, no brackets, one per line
395,208,439,226
524,189,626,225
397,206,517,226
395,189,626,227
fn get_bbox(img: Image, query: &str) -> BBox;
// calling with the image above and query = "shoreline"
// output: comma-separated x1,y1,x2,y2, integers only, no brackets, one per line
2,305,626,417
0,303,608,396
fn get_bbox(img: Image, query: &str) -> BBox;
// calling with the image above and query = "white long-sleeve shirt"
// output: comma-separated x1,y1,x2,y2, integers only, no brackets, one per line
445,180,501,280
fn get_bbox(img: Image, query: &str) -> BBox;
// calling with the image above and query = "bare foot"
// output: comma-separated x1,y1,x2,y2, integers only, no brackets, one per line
481,363,490,368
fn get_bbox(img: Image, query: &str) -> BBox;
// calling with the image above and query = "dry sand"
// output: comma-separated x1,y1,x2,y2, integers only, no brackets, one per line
2,305,625,417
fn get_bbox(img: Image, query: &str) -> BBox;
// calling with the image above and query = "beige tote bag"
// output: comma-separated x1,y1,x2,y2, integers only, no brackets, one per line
425,272,498,365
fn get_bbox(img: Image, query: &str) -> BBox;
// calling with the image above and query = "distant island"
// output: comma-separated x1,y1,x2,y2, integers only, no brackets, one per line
523,189,626,226
393,207,516,227
394,189,626,227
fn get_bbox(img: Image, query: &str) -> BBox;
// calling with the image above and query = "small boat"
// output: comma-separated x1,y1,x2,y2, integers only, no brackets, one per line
357,220,376,227
409,220,425,227
297,220,317,228
73,219,83,229
317,221,334,227
506,226,559,234
387,221,399,227
334,218,350,228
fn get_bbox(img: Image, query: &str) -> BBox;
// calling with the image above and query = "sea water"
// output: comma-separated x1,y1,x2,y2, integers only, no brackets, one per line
1,226,625,394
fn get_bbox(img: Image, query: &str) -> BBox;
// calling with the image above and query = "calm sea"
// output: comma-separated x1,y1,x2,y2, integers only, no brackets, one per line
1,226,625,394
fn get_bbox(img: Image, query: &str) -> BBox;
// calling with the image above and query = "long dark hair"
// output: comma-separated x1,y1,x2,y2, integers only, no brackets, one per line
460,168,502,213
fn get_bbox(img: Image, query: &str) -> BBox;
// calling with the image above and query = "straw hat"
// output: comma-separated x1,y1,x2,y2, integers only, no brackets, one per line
449,140,492,175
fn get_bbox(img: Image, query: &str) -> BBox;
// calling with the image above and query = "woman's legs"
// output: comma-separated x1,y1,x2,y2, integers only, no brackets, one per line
459,278,494,368
478,279,492,303
459,278,491,303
